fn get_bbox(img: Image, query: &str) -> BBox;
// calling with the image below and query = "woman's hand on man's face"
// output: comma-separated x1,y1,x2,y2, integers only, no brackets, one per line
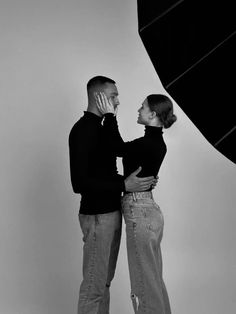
94,92,115,115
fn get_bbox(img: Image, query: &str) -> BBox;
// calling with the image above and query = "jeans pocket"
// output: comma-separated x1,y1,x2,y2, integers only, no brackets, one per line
144,209,164,234
147,220,162,234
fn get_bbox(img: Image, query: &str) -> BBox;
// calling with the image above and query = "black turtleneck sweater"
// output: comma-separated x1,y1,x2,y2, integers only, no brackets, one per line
103,114,167,190
68,111,125,214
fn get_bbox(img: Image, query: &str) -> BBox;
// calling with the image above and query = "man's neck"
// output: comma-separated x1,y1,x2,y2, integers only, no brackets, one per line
87,105,103,117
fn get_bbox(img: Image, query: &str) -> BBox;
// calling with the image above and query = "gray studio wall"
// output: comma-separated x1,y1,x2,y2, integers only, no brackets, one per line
0,1,235,313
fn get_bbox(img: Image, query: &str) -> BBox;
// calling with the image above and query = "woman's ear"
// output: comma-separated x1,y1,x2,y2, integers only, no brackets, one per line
149,111,157,119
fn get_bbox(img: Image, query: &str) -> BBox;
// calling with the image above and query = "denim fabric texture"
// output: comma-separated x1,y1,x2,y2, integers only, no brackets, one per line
122,193,171,314
78,211,122,314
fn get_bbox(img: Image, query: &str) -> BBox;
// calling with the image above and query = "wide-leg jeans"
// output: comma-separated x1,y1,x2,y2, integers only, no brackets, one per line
122,193,171,314
78,210,122,314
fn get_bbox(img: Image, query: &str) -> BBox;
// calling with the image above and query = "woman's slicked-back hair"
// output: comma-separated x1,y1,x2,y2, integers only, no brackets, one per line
147,94,177,128
87,76,116,91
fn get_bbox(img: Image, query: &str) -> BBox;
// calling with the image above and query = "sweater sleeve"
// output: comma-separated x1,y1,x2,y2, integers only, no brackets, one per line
68,125,125,194
103,113,129,157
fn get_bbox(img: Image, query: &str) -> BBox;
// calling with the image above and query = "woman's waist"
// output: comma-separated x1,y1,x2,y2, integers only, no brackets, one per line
121,191,158,210
121,192,162,219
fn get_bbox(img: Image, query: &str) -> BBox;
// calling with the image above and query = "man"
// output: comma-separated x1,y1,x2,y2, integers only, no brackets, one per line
68,76,156,314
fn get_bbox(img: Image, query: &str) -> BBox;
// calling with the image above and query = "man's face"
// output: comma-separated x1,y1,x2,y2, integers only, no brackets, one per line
103,83,120,110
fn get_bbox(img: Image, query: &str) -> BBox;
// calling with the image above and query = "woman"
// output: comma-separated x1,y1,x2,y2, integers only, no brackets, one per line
95,92,177,314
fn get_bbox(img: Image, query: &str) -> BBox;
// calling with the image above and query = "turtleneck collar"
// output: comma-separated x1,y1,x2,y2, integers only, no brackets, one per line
84,111,103,124
144,125,163,137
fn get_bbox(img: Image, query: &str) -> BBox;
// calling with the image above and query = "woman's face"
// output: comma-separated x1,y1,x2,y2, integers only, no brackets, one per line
137,98,153,125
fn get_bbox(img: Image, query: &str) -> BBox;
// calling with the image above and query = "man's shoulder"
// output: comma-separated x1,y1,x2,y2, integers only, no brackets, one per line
68,115,84,139
69,114,99,142
69,114,88,132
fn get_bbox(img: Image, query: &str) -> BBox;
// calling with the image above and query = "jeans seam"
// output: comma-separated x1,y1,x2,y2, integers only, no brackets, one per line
81,228,97,312
132,221,147,313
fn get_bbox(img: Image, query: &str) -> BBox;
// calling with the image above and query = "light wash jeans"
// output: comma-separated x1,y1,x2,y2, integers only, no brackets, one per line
78,211,122,314
122,192,171,314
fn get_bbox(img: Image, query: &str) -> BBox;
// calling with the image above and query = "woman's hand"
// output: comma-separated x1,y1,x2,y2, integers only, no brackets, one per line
94,92,116,115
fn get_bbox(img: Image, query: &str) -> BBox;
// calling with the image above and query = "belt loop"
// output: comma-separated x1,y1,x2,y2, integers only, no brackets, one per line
132,192,137,202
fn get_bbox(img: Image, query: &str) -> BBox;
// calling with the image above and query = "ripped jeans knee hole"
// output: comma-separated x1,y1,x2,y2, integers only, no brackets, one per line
131,293,140,313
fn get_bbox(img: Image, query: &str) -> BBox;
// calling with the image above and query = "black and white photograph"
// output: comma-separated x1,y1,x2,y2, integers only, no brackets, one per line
0,1,235,313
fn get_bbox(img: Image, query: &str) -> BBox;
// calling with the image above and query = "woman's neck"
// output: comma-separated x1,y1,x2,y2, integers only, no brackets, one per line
147,119,162,128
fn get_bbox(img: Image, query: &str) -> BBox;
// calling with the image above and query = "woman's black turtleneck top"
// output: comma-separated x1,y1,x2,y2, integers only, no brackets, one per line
103,113,167,190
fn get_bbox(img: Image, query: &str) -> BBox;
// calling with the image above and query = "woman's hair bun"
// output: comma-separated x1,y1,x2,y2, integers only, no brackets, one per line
147,94,177,129
163,113,177,129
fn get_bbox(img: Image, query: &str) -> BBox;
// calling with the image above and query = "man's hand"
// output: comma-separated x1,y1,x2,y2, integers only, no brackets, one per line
124,167,157,192
151,176,159,190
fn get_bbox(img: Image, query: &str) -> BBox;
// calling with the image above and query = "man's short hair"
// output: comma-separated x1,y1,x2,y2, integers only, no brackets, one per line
87,76,116,91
